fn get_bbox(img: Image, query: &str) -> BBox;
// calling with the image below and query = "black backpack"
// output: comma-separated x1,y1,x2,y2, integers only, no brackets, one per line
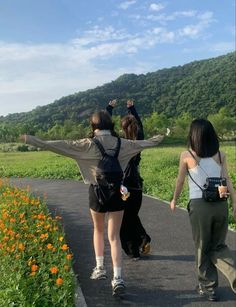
93,137,124,205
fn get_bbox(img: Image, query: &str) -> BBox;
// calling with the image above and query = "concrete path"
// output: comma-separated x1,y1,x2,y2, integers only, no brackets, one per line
9,178,236,307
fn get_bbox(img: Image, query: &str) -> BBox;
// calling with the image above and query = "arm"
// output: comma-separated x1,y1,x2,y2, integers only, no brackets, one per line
127,100,144,140
221,152,236,218
118,135,164,171
20,135,95,160
170,152,187,211
106,99,117,116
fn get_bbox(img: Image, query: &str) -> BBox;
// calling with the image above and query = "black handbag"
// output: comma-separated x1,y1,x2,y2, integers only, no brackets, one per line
188,151,227,202
202,177,227,202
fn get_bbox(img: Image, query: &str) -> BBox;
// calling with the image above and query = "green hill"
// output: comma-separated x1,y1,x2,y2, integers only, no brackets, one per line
1,52,235,131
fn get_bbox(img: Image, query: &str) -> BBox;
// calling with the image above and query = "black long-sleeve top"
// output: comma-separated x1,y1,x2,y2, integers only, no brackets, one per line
106,104,144,189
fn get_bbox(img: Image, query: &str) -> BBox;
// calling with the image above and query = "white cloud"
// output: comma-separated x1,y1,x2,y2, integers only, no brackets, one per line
118,0,136,10
149,3,165,12
0,9,220,116
149,27,175,43
73,26,131,46
178,11,215,39
139,10,197,24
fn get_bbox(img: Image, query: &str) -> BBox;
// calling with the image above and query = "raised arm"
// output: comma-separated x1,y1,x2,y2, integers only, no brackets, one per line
106,99,117,117
127,99,144,140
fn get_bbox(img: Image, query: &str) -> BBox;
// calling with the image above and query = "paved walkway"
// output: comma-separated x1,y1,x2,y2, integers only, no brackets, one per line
9,178,236,307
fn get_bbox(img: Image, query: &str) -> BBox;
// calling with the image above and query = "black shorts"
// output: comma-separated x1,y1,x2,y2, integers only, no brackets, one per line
89,184,125,213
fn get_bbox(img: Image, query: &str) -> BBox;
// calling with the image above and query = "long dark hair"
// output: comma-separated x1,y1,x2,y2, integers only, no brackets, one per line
89,110,118,137
121,114,138,140
187,118,219,157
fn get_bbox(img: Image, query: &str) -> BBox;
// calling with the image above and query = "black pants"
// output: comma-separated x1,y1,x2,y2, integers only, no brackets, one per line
120,189,150,257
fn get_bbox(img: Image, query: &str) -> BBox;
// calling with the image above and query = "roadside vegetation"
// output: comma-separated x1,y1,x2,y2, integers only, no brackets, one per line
0,179,76,306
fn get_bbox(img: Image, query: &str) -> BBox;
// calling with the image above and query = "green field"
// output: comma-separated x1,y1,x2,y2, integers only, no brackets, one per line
1,144,235,228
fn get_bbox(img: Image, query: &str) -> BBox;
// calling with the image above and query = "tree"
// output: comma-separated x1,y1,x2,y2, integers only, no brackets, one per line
143,112,169,137
208,108,236,139
174,112,193,139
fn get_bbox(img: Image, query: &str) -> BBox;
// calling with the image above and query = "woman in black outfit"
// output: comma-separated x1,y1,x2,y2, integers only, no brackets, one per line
106,99,151,260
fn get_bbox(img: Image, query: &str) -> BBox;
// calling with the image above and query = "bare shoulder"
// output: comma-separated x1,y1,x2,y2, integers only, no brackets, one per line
180,150,190,159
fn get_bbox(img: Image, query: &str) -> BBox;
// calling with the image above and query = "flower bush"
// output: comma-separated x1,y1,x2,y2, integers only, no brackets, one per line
0,179,76,306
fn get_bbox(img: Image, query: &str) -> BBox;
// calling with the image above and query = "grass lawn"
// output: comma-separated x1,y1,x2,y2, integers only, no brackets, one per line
1,144,235,229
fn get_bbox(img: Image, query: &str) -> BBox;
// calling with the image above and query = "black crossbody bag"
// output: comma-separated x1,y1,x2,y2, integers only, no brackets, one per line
188,150,227,202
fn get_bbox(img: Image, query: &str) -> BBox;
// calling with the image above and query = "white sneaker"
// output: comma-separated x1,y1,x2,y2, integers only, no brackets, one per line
111,277,125,297
90,266,107,280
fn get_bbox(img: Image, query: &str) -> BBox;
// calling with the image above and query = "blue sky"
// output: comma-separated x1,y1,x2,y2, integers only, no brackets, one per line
0,0,235,116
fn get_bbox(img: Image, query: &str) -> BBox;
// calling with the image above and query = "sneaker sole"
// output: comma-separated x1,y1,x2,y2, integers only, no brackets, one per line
197,287,217,301
90,275,107,280
112,285,125,297
141,243,151,255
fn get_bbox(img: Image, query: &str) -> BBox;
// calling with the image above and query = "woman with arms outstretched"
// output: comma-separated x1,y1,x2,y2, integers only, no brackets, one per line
20,110,164,297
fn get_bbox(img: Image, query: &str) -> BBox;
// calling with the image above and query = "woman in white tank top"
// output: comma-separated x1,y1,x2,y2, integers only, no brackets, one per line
170,119,236,301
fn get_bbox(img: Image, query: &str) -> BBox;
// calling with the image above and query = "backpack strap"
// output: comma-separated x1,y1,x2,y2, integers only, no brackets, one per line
188,150,209,177
93,138,106,157
93,137,121,158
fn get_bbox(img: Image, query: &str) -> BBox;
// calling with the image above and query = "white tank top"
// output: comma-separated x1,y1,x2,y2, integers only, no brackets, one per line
188,157,221,199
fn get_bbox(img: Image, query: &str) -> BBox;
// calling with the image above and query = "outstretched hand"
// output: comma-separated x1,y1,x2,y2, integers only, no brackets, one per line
109,99,117,108
127,99,134,108
148,134,164,143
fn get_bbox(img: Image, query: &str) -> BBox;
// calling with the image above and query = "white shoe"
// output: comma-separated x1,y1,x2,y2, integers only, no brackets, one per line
90,266,107,280
111,277,125,297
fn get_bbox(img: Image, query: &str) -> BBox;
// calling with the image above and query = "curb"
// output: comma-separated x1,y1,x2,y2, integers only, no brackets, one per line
74,275,87,307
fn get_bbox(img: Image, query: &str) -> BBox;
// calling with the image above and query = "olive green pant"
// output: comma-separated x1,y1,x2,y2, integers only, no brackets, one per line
188,199,236,293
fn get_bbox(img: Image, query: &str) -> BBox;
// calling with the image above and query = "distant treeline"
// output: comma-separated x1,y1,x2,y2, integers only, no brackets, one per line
0,52,235,134
0,108,235,146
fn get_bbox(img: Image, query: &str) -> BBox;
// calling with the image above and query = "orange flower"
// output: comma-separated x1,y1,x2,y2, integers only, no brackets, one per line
66,253,73,260
61,244,69,251
47,243,53,250
40,233,48,240
31,264,39,272
19,213,25,219
56,277,63,285
50,266,59,274
18,243,25,251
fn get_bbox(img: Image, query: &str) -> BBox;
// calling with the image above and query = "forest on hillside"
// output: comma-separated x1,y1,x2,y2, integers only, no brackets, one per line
0,52,235,143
